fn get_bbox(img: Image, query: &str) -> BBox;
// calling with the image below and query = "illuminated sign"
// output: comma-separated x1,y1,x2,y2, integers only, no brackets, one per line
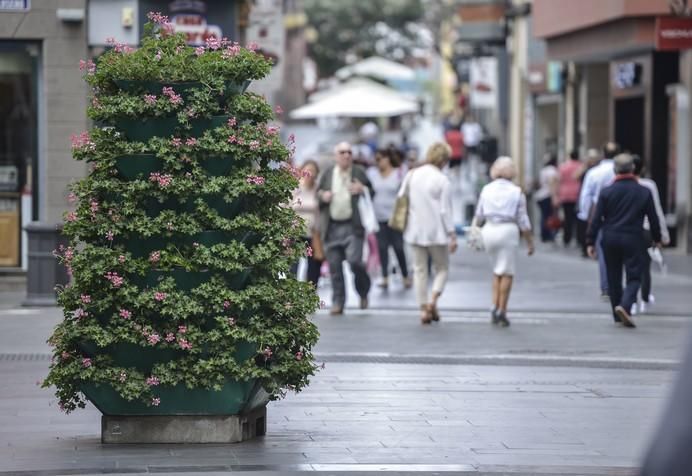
0,0,29,11
169,0,222,45
613,62,643,90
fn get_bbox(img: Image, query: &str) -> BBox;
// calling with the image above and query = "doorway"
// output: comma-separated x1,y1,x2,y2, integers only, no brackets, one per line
614,96,645,156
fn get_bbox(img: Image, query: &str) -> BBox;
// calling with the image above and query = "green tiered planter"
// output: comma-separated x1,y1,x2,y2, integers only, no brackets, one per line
86,79,267,436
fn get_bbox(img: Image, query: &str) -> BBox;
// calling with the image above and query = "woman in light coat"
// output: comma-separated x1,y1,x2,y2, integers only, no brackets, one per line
400,142,457,324
474,157,534,327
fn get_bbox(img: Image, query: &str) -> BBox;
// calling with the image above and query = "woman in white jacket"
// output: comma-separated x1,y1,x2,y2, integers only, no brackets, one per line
400,142,457,324
474,157,534,327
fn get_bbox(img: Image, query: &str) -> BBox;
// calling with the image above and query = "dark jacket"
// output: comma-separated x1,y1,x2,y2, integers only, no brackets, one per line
586,176,661,246
316,164,373,242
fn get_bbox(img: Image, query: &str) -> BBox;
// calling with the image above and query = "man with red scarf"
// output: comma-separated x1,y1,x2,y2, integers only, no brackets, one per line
586,153,662,328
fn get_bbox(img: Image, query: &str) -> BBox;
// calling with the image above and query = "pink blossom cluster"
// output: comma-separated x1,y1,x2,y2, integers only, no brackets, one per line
146,376,160,386
178,338,192,350
194,46,205,56
149,172,173,188
227,117,237,127
185,137,197,147
246,175,265,185
73,308,88,320
119,371,127,382
178,325,187,334
67,192,77,204
222,43,242,59
223,300,231,309
151,397,161,406
147,333,161,345
79,59,96,75
306,245,313,257
80,294,91,304
165,332,176,342
90,199,99,215
144,94,157,106
171,137,182,147
266,125,279,136
263,346,273,359
146,11,169,24
105,272,124,288
246,42,259,52
154,50,163,61
295,351,303,361
149,250,161,263
65,211,77,223
205,36,221,50
105,230,114,241
70,131,96,152
154,292,167,302
82,358,92,368
248,140,260,151
119,308,132,319
275,105,284,115
227,317,236,326
118,254,126,264
162,87,182,105
106,37,134,54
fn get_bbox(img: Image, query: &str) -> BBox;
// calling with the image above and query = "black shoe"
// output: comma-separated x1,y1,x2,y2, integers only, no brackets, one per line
491,308,500,325
359,297,368,310
496,312,510,328
614,305,636,328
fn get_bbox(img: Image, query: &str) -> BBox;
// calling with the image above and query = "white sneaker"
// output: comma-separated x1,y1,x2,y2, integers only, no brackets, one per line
630,304,638,316
648,294,656,304
639,301,648,314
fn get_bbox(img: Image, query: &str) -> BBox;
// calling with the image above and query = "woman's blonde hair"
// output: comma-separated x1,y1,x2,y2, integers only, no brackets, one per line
490,156,517,180
425,142,452,167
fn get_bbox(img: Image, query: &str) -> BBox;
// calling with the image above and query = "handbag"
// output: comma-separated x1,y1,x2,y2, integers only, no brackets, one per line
388,170,413,232
466,216,484,252
358,188,379,234
310,227,325,261
546,213,563,231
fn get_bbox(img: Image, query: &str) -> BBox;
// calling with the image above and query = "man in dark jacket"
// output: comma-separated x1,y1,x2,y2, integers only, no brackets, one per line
317,142,373,315
587,153,662,328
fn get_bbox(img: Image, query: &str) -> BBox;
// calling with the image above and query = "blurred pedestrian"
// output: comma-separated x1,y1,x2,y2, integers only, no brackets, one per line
461,114,482,160
587,154,662,328
579,142,619,299
558,149,582,247
576,148,601,257
401,142,457,324
474,157,534,327
632,155,670,315
317,142,373,315
368,149,411,290
291,160,323,286
535,154,559,243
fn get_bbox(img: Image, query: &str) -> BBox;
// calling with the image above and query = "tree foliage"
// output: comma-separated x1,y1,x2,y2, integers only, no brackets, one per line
304,0,425,78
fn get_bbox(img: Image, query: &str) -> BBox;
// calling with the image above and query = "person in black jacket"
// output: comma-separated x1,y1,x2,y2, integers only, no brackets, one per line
586,153,662,328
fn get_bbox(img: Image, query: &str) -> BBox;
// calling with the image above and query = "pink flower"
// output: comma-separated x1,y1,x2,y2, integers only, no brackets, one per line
118,255,126,263
275,105,284,115
82,358,92,368
177,325,187,334
151,397,161,406
105,231,114,241
79,59,96,75
186,108,196,118
90,199,99,214
149,251,161,263
171,137,182,148
237,137,245,145
178,338,192,350
246,175,265,185
227,117,237,127
67,192,77,204
227,317,236,326
119,309,132,319
149,173,173,188
165,333,176,342
288,133,296,144
295,351,303,361
71,131,96,152
105,272,124,288
223,300,231,309
263,347,273,359
306,245,313,257
175,45,185,55
222,44,241,59
248,140,260,151
73,308,88,319
154,50,162,61
227,135,237,144
162,87,182,105
205,36,221,50
194,46,205,56
65,211,78,222
266,125,279,136
246,41,259,52
185,137,197,147
119,371,127,382
146,11,169,24
154,292,167,302
147,333,161,345
80,294,91,304
144,94,157,105
106,37,115,45
146,376,160,386
61,351,71,361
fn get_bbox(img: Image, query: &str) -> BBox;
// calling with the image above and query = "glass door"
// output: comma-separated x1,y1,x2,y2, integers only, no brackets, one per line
0,43,38,268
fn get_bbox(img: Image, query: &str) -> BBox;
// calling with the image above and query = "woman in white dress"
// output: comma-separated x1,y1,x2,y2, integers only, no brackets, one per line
401,143,458,324
474,157,534,327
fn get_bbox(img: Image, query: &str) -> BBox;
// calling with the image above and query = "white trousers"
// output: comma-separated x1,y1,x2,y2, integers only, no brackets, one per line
411,244,450,306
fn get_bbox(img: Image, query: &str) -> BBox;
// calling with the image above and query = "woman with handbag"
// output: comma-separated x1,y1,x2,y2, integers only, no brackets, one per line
398,142,457,324
291,160,324,286
474,157,534,327
367,149,411,290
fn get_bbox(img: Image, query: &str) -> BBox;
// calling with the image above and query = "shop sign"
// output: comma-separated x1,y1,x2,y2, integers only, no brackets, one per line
141,0,232,46
0,0,29,11
656,16,692,50
0,166,18,192
470,57,497,109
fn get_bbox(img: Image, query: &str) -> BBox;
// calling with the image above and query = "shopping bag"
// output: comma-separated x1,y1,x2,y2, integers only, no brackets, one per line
358,189,379,234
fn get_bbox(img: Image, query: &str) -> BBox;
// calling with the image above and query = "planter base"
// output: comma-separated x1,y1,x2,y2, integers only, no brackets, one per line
101,406,266,444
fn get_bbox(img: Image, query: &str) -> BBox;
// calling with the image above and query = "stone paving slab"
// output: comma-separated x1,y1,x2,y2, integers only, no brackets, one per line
0,361,671,475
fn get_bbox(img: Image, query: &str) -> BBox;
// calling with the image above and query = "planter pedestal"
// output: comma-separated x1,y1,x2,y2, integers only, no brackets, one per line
101,406,266,444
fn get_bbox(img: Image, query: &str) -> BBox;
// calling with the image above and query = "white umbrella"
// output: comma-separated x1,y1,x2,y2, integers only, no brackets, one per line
335,56,417,82
308,77,416,103
290,83,418,119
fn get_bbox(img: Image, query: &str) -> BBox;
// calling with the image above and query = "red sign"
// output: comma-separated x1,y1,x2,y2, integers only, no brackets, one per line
656,16,692,50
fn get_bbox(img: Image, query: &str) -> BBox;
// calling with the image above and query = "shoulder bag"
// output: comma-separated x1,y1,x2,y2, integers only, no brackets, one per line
388,170,413,232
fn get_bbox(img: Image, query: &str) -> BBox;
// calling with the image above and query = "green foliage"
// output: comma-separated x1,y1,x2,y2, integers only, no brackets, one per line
44,18,320,413
304,0,424,77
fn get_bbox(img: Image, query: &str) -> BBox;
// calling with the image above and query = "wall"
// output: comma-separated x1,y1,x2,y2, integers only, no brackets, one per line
0,0,89,224
581,64,610,150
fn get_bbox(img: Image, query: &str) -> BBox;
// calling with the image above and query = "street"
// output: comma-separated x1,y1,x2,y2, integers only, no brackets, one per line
1,245,690,475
